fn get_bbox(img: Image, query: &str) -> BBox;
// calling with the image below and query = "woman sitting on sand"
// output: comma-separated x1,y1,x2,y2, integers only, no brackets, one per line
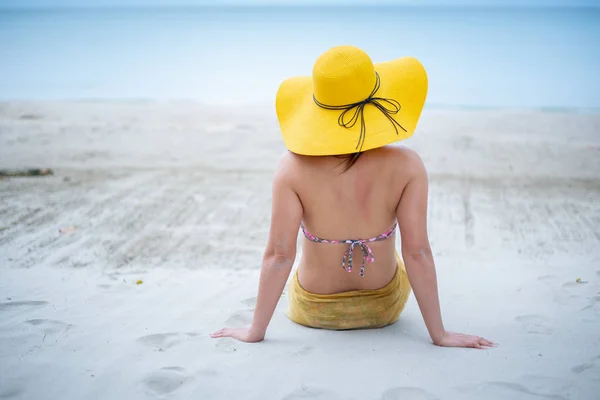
212,46,493,349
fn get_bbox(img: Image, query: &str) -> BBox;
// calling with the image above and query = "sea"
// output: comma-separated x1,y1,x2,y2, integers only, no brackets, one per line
0,6,599,109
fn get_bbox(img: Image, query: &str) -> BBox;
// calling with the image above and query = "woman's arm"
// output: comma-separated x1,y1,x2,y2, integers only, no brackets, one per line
397,151,494,349
211,159,303,342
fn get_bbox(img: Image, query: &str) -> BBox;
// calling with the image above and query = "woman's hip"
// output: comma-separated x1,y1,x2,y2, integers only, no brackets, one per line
287,252,411,330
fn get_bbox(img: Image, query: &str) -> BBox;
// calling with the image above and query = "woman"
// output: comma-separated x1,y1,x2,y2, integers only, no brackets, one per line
211,46,493,349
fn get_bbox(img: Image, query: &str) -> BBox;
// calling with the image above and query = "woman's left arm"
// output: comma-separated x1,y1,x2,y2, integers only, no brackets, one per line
211,160,303,342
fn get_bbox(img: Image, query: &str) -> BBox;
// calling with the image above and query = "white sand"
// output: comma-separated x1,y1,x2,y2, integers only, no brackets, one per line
0,101,599,399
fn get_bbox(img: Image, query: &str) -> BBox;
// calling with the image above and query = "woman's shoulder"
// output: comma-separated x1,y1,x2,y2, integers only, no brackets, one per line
372,146,426,174
272,151,303,186
275,151,302,173
376,144,421,159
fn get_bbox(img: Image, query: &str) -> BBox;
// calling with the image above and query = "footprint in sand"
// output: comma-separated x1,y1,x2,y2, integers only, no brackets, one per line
0,300,48,311
142,366,190,395
516,374,579,399
561,281,587,295
241,297,257,307
571,363,594,374
580,294,600,312
213,337,240,353
514,314,553,335
572,355,600,375
97,284,112,289
380,387,439,400
225,310,254,326
538,276,592,306
282,385,344,400
25,319,72,334
456,381,567,400
0,385,23,399
136,332,198,351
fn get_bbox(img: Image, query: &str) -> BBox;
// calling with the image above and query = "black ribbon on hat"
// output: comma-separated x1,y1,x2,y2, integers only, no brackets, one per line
313,72,407,151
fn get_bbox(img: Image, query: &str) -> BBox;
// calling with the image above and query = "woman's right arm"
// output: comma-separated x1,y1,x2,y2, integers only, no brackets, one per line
396,151,494,349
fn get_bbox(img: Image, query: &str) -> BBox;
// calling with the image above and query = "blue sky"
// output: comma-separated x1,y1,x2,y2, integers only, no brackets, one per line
1,0,599,8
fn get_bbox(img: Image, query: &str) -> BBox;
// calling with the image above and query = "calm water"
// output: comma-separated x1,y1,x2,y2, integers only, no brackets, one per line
0,6,599,109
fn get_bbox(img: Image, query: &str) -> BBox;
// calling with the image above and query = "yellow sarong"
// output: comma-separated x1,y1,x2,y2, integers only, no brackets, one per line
287,251,411,330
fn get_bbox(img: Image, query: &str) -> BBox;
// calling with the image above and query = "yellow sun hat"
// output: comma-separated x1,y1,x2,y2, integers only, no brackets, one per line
275,45,428,156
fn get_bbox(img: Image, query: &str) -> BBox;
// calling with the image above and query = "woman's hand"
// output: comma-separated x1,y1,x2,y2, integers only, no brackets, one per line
434,331,495,349
210,326,264,343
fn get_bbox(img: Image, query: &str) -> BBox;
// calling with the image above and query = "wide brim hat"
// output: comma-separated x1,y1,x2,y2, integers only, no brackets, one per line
276,45,428,156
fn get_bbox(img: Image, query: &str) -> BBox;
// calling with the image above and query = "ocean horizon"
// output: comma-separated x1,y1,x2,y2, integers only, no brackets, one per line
1,5,599,110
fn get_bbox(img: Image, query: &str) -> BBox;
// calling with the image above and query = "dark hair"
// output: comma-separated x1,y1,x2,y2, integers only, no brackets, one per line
288,150,362,173
335,151,362,173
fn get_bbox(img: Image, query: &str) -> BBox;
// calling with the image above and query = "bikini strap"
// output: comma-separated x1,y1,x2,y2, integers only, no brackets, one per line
300,223,397,277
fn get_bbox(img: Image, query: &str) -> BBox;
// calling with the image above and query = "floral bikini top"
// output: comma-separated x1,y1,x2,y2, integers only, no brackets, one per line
301,223,397,277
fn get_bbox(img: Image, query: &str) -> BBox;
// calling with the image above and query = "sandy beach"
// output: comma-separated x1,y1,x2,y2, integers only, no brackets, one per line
1,101,599,399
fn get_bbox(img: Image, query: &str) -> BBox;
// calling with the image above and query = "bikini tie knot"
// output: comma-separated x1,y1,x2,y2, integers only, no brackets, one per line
342,240,376,277
313,72,407,152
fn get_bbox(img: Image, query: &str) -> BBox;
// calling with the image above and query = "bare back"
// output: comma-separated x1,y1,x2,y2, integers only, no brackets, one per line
282,145,418,294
